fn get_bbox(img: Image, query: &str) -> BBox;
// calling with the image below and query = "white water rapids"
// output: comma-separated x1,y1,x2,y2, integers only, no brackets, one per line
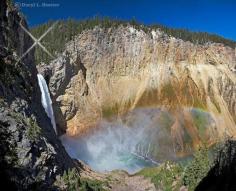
37,74,57,134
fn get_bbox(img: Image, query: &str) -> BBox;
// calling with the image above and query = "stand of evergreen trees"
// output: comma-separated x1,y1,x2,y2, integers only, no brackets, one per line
31,17,236,65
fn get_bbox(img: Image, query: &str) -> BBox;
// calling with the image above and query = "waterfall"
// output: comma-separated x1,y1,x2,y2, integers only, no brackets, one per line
37,74,57,134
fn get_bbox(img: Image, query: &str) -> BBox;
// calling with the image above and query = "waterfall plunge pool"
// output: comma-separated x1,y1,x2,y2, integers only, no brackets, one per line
60,108,164,174
60,120,158,173
61,132,156,174
60,108,214,174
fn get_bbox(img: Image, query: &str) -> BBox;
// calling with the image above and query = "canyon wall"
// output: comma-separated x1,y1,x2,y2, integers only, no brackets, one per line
0,1,78,189
42,26,236,153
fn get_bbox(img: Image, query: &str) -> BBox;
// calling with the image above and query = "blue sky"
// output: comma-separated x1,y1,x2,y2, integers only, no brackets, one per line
17,0,236,41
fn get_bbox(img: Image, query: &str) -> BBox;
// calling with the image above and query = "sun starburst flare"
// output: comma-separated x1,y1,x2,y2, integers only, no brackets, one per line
17,21,58,63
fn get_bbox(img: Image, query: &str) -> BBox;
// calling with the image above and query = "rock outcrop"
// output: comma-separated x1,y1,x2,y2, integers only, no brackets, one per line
42,26,236,153
38,52,88,134
0,1,78,189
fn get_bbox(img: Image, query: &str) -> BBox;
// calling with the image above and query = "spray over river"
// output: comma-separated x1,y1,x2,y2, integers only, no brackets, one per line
37,74,215,174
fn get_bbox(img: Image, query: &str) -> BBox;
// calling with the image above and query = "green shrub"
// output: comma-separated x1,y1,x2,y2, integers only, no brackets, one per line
79,178,106,191
183,146,212,191
138,162,184,191
151,162,183,191
55,168,106,191
26,118,41,141
10,112,41,141
55,168,80,190
138,146,213,191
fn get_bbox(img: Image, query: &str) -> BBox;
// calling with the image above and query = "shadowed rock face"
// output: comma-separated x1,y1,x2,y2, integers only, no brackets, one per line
196,140,236,191
41,26,236,151
0,0,77,189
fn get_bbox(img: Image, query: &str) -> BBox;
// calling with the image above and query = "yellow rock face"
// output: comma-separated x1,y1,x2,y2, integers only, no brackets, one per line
53,27,236,148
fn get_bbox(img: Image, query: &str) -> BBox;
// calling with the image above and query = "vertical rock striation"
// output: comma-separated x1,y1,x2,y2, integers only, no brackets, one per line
42,26,236,153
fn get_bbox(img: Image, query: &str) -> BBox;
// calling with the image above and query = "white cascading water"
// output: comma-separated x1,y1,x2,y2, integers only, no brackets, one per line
37,74,57,134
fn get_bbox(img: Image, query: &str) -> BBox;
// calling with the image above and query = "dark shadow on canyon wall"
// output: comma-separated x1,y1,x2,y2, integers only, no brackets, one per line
195,140,236,191
0,121,18,190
